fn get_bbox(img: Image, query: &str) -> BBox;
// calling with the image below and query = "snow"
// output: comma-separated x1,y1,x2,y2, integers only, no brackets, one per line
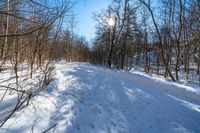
0,61,200,133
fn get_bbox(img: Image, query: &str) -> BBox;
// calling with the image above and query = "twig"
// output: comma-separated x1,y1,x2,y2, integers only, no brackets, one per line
0,85,29,95
1,88,8,101
42,124,57,133
0,91,27,127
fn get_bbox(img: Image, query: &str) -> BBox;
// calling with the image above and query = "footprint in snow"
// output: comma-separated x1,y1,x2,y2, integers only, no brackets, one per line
89,122,95,129
90,104,102,114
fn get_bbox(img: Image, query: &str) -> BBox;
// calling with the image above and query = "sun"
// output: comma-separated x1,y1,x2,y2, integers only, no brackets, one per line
107,17,115,27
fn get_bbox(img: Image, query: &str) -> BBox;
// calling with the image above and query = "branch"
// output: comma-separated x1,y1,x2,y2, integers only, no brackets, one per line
0,11,36,23
42,124,57,133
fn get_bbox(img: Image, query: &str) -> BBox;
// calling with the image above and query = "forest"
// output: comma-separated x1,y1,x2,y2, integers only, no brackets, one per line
91,0,200,82
0,0,199,132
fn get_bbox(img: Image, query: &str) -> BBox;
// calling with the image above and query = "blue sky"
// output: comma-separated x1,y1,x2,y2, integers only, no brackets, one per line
73,0,111,41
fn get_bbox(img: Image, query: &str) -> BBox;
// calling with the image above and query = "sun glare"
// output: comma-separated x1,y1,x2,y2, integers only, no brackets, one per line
108,17,115,27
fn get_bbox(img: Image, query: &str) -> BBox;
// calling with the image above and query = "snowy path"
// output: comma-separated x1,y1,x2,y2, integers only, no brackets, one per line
1,62,200,133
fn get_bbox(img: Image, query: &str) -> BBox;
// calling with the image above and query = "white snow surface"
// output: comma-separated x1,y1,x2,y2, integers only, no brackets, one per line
1,61,200,133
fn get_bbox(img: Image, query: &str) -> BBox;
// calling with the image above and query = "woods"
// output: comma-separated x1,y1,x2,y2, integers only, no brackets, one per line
0,0,72,127
91,0,200,82
0,0,199,131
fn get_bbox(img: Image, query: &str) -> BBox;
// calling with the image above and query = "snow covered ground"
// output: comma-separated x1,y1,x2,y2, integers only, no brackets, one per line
0,61,200,133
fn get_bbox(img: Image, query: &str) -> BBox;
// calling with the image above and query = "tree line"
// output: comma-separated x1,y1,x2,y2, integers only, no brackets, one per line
0,0,73,127
0,0,199,128
90,0,200,82
41,0,200,82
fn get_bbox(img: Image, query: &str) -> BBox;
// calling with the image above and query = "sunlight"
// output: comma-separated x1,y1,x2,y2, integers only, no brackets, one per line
107,17,115,27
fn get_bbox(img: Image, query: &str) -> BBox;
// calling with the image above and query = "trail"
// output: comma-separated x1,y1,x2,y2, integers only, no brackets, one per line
1,62,200,133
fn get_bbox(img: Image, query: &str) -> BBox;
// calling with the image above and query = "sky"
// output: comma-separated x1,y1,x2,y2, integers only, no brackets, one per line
73,0,111,41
